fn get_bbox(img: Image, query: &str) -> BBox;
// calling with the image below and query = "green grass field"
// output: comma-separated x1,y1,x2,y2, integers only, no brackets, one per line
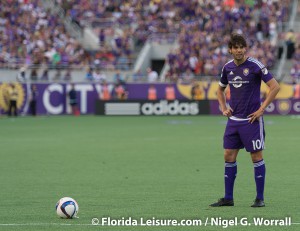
0,115,299,231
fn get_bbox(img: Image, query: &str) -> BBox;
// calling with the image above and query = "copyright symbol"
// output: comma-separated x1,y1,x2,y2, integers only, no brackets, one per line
91,218,99,225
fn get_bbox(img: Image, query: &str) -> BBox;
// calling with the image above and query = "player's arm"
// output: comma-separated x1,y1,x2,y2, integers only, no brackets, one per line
217,85,232,117
248,78,280,123
260,78,280,111
218,65,232,117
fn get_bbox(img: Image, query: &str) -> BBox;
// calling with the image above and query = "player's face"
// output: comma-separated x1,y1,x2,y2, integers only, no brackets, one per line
229,44,246,61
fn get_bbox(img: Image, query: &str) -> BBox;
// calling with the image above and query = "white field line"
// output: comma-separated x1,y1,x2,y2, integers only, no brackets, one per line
0,222,299,226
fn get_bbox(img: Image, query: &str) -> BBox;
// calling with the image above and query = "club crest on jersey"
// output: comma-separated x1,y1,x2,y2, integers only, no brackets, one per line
243,68,249,76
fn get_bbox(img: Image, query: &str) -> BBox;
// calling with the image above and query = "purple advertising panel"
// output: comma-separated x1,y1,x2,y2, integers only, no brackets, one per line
127,84,186,100
0,82,299,115
210,99,300,115
0,82,99,115
0,82,186,115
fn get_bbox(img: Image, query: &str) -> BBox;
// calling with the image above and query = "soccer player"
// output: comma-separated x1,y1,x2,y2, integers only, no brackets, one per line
210,33,280,207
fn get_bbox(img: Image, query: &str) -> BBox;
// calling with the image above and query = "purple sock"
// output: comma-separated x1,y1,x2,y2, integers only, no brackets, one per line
224,161,237,200
253,159,266,200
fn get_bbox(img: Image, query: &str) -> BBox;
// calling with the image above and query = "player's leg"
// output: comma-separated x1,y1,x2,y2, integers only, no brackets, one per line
210,119,243,207
251,150,265,207
239,118,266,207
224,149,239,195
224,149,239,199
210,149,239,207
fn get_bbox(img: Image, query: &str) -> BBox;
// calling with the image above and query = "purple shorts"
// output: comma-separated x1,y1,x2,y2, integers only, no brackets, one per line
223,117,265,153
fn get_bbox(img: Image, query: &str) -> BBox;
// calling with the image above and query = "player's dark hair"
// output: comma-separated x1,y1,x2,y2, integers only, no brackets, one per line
228,33,247,48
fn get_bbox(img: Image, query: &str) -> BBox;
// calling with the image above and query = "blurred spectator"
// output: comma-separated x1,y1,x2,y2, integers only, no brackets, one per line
30,69,38,81
189,53,198,73
191,81,203,100
180,69,195,83
165,69,179,83
256,21,264,42
132,69,144,82
53,69,62,81
290,62,300,83
63,68,72,82
113,70,125,83
293,81,300,99
93,69,106,83
68,83,79,116
8,83,18,117
165,84,175,100
290,36,300,82
99,81,111,100
17,67,27,82
148,84,157,100
116,52,130,70
99,29,106,47
147,67,158,83
41,69,49,81
29,84,38,116
285,29,296,59
113,82,127,100
293,44,300,61
85,67,93,81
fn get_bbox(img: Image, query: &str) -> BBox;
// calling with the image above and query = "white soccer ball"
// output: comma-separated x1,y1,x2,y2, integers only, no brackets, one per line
56,197,79,219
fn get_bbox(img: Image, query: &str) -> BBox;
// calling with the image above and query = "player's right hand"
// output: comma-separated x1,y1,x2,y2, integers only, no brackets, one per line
222,108,233,117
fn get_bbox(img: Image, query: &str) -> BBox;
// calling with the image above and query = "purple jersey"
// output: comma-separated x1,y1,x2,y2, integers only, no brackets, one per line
219,57,273,118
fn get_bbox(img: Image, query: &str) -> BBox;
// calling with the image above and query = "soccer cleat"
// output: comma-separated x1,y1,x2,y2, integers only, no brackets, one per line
251,198,265,207
210,198,234,207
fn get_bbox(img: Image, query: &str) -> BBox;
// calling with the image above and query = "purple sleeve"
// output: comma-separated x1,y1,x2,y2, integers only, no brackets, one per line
219,65,228,87
260,67,273,83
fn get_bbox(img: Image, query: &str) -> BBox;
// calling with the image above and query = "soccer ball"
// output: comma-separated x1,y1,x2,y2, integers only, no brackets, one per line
56,197,79,219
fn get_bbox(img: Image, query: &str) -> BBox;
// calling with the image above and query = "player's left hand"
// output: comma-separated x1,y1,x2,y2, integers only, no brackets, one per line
247,108,264,123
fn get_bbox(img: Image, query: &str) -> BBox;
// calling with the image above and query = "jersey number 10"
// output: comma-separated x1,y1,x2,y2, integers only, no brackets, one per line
252,139,262,151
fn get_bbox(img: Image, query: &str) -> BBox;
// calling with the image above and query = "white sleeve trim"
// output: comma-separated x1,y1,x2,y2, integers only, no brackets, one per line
219,81,227,88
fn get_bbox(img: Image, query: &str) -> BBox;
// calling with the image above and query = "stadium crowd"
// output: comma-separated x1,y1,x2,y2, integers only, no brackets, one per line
0,0,294,82
0,0,88,71
164,0,291,82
